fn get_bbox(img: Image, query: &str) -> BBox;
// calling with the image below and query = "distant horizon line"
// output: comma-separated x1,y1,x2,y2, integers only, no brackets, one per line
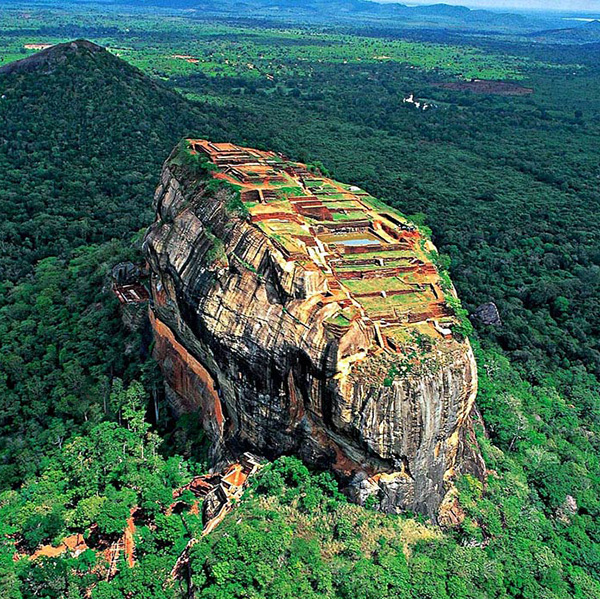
4,0,600,16
375,0,600,15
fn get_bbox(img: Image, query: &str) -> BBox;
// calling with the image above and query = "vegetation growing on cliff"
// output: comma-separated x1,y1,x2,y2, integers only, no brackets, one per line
202,227,227,266
171,142,218,178
225,193,249,219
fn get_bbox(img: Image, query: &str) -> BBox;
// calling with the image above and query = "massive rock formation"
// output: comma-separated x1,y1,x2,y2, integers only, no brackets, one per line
144,140,484,519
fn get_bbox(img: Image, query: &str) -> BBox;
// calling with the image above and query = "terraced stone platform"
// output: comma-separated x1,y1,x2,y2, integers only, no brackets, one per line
190,139,456,349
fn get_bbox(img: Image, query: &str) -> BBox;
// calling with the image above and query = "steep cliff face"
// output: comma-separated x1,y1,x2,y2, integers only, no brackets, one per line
144,140,484,518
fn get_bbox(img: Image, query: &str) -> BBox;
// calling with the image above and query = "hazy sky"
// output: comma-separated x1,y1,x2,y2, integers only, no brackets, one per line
380,0,600,11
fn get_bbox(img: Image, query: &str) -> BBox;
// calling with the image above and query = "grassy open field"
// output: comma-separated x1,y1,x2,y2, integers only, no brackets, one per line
0,4,570,83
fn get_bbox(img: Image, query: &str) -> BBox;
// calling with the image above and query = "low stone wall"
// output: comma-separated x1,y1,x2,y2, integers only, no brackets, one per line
353,288,419,298
336,266,418,280
250,212,300,224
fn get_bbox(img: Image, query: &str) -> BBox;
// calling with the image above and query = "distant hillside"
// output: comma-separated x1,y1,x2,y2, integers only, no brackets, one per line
529,20,600,44
92,0,540,31
0,39,232,280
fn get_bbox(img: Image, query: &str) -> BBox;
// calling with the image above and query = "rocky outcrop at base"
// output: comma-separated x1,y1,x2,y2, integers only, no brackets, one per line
473,302,502,326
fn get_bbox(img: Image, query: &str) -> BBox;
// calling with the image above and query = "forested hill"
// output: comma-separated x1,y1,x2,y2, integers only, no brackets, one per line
0,39,233,487
0,39,106,75
0,39,233,281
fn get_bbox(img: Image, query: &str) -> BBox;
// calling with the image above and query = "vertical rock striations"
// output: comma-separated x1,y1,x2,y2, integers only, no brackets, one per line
144,140,485,519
